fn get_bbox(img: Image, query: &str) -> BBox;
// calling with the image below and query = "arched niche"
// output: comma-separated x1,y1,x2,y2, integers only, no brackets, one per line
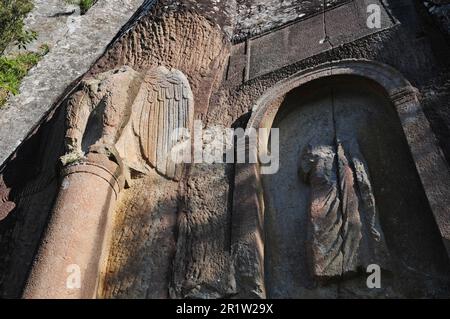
231,60,450,298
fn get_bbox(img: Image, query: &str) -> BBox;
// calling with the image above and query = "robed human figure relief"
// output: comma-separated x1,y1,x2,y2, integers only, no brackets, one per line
299,139,391,280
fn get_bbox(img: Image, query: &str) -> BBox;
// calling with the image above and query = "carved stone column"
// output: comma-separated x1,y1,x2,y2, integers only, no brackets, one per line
23,153,124,298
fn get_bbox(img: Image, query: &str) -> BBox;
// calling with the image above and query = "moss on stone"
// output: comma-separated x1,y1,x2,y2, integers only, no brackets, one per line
79,0,94,14
66,0,96,15
0,45,48,108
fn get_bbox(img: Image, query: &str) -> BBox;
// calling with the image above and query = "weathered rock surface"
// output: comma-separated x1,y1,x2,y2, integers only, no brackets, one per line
0,0,449,299
424,0,450,34
0,0,149,166
4,0,82,56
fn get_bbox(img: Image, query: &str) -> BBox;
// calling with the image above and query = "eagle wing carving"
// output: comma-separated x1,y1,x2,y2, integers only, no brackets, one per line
132,66,194,181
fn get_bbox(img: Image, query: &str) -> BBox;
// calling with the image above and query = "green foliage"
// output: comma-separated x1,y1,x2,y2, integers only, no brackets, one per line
79,0,94,14
0,0,35,53
65,0,95,15
0,45,48,107
0,52,41,94
15,29,37,50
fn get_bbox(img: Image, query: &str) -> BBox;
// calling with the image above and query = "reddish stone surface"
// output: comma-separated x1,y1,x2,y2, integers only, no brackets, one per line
24,154,123,298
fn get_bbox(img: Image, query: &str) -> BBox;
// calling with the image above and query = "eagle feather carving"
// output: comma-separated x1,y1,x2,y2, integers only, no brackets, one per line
132,66,194,181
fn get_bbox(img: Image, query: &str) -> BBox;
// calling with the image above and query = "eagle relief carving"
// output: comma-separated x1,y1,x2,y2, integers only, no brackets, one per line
61,65,194,182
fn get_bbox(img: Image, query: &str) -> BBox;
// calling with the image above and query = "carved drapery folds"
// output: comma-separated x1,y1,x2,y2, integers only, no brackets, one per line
24,65,194,298
299,140,390,280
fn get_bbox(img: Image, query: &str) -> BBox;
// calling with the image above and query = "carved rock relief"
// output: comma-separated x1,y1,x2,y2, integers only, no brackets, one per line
62,65,194,182
263,81,450,298
23,65,194,298
299,141,390,280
